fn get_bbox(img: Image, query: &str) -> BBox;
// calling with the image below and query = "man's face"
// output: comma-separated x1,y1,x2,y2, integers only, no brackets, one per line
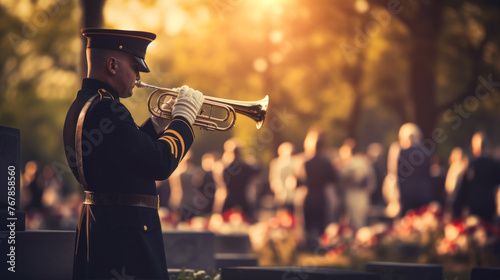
114,53,141,98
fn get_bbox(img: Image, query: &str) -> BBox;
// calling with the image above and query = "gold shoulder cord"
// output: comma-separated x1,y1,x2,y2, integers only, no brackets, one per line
75,94,100,189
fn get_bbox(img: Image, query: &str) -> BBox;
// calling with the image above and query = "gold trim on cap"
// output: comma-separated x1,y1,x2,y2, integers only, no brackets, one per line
82,32,155,41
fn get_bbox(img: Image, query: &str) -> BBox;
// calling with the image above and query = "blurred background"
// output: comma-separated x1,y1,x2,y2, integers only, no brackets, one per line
2,0,500,176
2,0,500,275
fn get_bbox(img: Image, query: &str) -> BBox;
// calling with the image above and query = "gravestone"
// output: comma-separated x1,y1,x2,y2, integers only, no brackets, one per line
470,267,500,280
216,253,258,268
0,126,24,231
366,262,442,280
0,126,25,278
215,233,256,268
0,230,75,280
162,230,216,270
0,230,216,279
215,233,252,253
221,267,381,280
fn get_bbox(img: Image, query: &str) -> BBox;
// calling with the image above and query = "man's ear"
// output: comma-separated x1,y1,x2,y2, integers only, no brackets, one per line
106,56,117,74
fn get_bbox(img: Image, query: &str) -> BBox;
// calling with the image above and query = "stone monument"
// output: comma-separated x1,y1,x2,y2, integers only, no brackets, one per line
0,126,25,278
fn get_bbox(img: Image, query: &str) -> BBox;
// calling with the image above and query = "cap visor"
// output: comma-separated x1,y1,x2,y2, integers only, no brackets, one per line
134,56,150,72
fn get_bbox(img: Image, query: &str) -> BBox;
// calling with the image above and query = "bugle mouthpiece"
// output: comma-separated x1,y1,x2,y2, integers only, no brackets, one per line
135,80,146,88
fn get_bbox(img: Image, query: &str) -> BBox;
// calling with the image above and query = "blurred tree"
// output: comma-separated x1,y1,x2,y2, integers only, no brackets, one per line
80,0,106,78
123,0,500,159
0,1,80,166
1,0,500,178
365,0,500,144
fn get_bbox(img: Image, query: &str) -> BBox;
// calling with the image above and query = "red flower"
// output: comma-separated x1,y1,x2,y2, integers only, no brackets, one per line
222,208,251,223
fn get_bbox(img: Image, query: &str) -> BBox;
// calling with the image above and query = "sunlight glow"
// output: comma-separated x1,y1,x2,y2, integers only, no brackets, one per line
164,6,188,35
253,0,279,6
355,0,369,13
270,30,283,43
253,58,268,72
141,8,162,30
269,52,284,64
0,0,34,19
105,1,138,30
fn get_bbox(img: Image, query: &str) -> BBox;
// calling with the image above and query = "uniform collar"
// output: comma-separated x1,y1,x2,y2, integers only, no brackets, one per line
81,78,119,100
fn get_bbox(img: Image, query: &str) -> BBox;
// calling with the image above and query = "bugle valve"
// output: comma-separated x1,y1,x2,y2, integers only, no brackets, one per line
135,80,268,131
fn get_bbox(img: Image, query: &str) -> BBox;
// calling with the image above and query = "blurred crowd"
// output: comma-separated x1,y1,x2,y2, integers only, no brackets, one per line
20,161,81,230
20,124,500,252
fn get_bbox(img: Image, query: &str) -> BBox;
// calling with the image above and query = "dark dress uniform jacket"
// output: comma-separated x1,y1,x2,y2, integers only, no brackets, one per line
63,78,194,279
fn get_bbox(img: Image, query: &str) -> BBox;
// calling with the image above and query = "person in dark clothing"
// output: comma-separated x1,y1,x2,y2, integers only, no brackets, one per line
199,152,221,216
221,138,260,221
302,128,338,241
367,143,386,208
453,132,500,222
397,123,433,217
304,156,338,233
63,28,204,280
173,152,207,220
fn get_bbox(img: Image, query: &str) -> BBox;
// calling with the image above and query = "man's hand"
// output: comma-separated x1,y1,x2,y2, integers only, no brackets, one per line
172,85,205,125
151,97,175,134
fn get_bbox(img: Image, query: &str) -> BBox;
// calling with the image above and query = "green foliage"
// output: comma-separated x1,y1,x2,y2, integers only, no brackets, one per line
170,268,219,280
0,1,80,170
1,0,500,176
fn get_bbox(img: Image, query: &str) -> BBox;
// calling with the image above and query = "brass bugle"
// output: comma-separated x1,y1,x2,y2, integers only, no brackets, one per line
135,80,268,131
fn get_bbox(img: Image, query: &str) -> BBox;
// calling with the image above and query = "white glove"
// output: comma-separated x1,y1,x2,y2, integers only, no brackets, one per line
151,97,175,134
172,85,205,125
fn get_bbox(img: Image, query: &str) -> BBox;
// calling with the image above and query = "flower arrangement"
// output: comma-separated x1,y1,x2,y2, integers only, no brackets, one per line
436,215,500,265
159,207,181,230
248,209,298,265
391,202,442,251
319,202,500,265
319,223,355,258
169,208,252,233
162,202,500,267
207,208,252,234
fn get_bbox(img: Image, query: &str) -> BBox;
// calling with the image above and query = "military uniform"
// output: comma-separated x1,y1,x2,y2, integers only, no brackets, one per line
64,29,194,280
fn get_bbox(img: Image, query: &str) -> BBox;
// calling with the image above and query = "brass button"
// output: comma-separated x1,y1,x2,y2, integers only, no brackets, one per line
144,225,148,231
